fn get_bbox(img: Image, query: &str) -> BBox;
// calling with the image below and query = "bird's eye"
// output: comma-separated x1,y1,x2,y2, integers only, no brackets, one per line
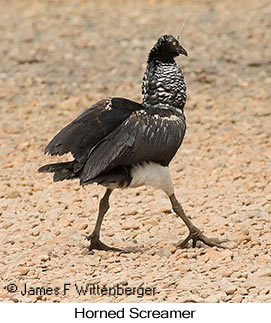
172,41,176,46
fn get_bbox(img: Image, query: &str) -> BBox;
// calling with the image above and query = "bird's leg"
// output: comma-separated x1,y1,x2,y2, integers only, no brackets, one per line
169,193,227,248
86,188,124,252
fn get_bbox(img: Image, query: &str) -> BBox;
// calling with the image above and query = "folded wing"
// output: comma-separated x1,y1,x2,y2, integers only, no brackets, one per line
80,109,186,184
45,97,142,162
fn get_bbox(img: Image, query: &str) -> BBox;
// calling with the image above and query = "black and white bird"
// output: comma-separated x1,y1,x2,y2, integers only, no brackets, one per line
39,34,225,252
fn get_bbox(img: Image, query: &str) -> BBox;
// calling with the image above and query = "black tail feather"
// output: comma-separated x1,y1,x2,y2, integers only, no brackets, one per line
38,161,75,173
38,161,82,182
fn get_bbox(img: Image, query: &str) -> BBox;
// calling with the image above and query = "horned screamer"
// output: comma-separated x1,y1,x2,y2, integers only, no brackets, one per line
39,35,226,252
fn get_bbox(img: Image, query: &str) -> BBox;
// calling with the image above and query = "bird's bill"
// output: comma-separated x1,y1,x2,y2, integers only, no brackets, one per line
178,45,188,56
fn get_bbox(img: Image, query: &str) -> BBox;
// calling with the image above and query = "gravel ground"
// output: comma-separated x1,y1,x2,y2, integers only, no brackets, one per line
0,0,270,303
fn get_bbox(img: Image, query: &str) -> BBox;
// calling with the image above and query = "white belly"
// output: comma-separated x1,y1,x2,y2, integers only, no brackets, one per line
129,162,174,196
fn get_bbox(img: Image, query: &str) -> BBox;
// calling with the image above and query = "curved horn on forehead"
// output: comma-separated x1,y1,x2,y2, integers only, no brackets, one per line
176,15,190,40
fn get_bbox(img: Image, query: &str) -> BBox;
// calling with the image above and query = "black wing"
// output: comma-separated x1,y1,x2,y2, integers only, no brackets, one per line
45,97,142,162
80,108,186,184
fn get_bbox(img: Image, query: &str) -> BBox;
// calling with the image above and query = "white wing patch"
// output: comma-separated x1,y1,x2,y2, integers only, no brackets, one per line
104,99,113,111
161,114,180,121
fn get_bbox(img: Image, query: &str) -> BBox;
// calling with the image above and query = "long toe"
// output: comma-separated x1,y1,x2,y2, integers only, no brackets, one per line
176,228,228,249
196,233,228,249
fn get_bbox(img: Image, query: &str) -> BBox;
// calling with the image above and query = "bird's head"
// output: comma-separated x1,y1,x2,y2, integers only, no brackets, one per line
147,34,188,63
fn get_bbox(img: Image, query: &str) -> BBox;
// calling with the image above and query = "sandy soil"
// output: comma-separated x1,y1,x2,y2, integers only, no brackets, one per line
0,0,270,303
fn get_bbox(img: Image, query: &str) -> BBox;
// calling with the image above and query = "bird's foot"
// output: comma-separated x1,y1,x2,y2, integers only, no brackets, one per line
85,233,126,253
176,226,228,249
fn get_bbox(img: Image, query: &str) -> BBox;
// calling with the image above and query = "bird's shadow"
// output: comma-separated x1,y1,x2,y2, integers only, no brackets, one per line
87,245,150,255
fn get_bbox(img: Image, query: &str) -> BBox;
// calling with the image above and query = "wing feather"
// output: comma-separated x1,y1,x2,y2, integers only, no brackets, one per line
80,110,186,184
45,98,141,162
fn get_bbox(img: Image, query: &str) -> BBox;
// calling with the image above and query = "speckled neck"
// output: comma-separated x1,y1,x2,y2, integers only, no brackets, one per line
142,60,186,111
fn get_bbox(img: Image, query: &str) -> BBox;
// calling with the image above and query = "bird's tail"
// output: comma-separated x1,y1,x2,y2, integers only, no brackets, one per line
38,161,80,182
